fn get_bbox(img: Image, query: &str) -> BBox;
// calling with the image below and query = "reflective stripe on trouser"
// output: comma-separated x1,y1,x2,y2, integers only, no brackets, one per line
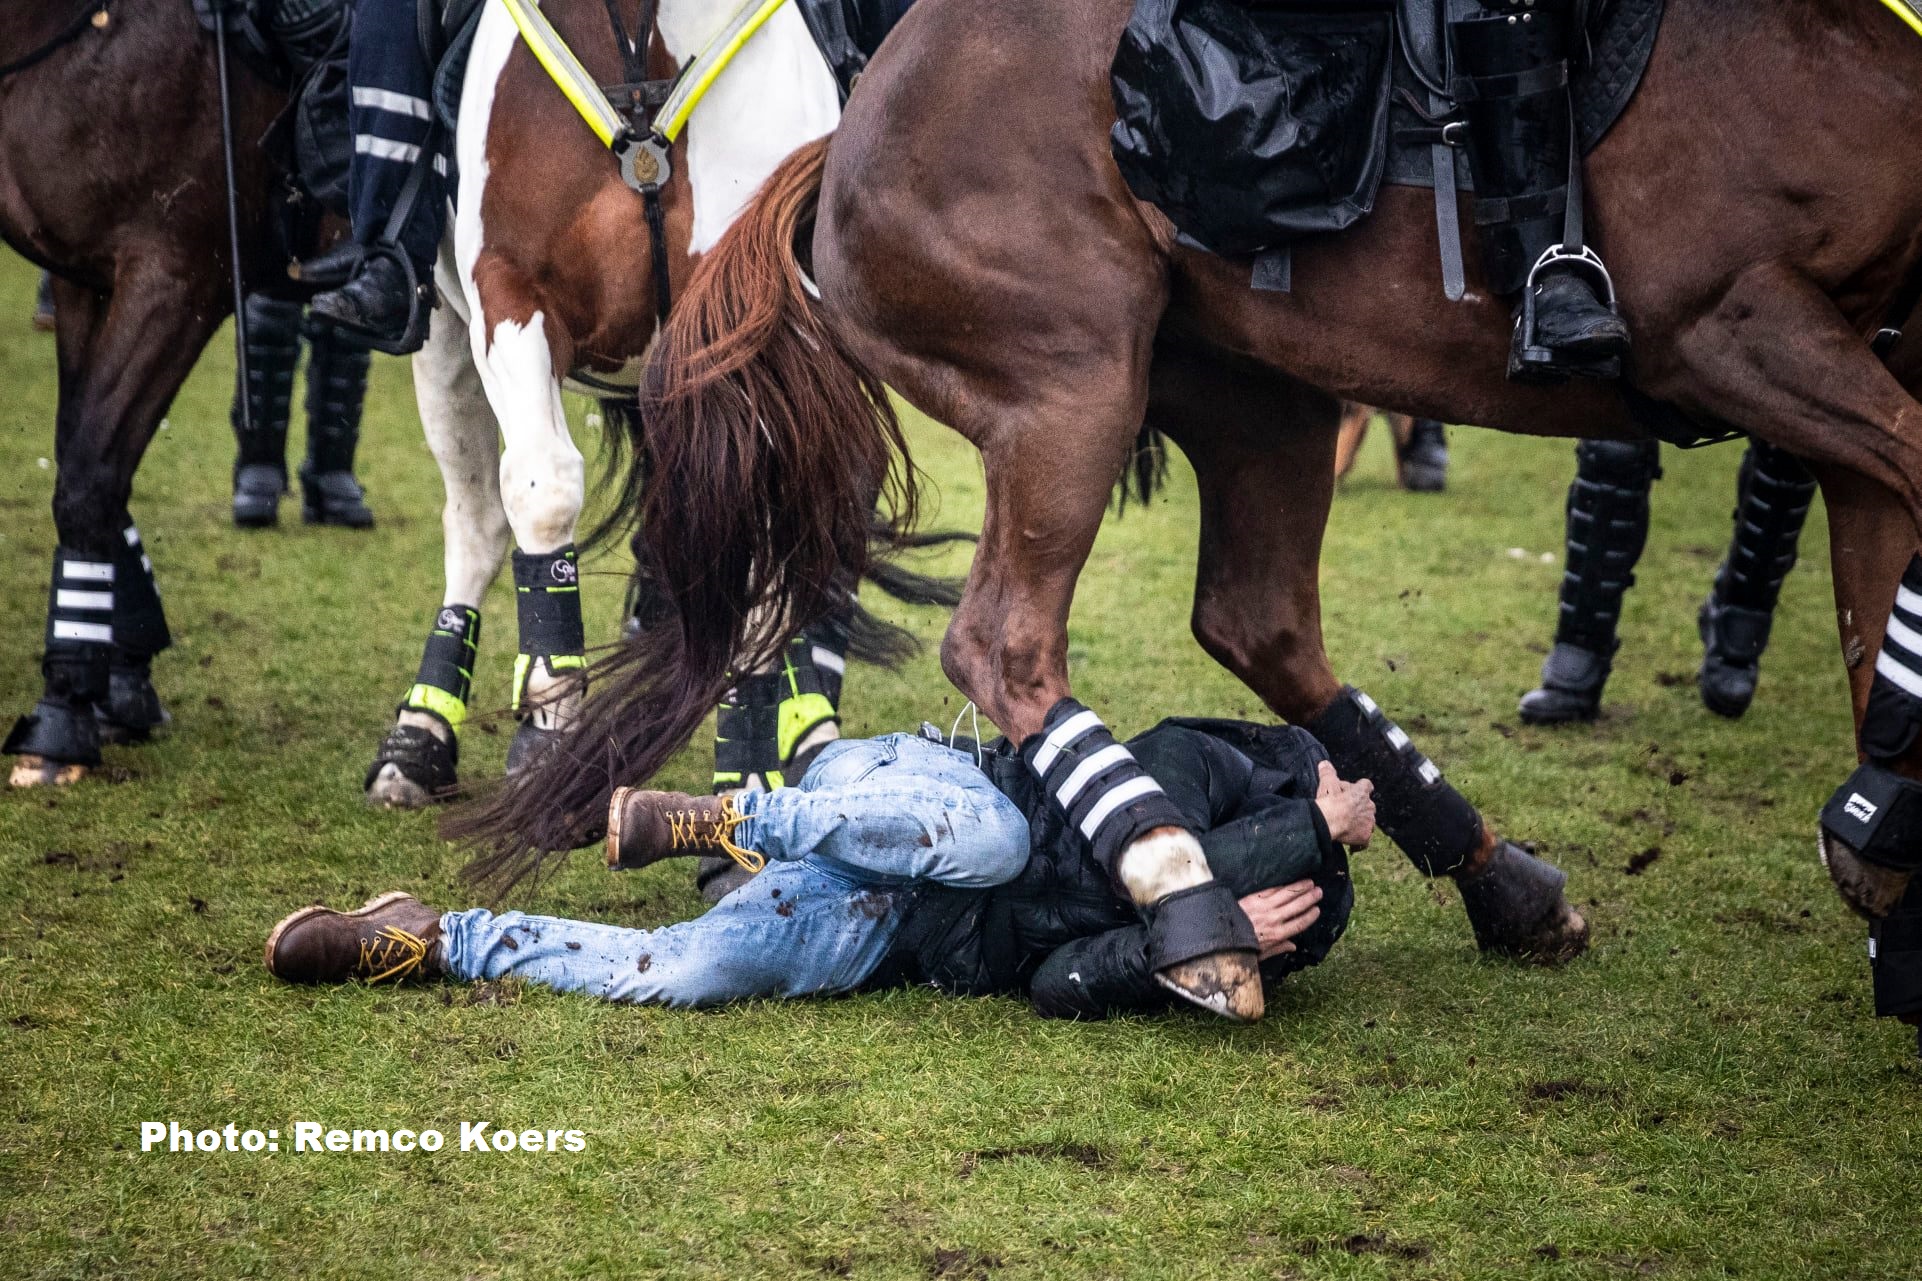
347,0,445,267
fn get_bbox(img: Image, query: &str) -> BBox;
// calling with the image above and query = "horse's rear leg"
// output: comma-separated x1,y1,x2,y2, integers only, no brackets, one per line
937,388,1264,1020
5,265,215,786
367,274,511,808
1149,342,1588,962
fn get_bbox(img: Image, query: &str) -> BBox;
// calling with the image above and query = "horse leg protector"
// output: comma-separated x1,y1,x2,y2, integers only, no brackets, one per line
1869,880,1922,1047
1303,687,1482,876
367,605,479,803
1454,839,1589,962
5,547,116,772
97,526,173,743
1025,699,1262,1020
508,547,585,772
1521,438,1660,724
299,316,374,528
1698,442,1816,718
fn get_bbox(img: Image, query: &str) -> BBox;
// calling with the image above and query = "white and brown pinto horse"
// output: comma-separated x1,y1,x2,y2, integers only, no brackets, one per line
365,0,845,805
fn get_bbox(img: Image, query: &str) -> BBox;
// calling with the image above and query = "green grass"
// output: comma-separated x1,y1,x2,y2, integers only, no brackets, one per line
1,250,1917,1280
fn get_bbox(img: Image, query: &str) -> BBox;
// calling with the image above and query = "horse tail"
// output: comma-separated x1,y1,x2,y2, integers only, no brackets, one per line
448,136,919,891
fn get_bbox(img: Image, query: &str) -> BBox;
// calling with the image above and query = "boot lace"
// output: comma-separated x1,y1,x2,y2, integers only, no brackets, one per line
666,795,765,873
356,925,432,983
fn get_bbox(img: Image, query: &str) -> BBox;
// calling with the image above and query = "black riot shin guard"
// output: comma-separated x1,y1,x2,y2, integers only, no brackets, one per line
1303,687,1483,877
1698,443,1817,716
510,547,585,716
299,317,374,527
232,295,303,477
1554,438,1661,655
1022,699,1192,879
3,546,119,765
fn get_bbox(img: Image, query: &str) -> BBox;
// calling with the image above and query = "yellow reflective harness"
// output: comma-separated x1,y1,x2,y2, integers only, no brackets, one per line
1877,0,1922,38
493,0,793,195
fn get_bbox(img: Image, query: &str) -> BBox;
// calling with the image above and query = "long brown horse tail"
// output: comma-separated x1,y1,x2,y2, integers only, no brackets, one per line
447,136,919,892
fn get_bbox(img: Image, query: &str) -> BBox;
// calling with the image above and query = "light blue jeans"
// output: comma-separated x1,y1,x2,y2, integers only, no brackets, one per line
437,735,1031,1007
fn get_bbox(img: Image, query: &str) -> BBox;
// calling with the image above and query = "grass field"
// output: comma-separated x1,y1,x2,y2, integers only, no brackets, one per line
2,250,1918,1280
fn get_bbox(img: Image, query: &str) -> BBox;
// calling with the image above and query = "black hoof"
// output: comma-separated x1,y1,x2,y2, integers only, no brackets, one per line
96,663,171,745
364,723,458,808
4,699,102,785
1456,840,1589,964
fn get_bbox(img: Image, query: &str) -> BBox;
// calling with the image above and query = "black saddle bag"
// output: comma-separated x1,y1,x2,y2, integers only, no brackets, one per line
293,33,353,214
1110,0,1396,257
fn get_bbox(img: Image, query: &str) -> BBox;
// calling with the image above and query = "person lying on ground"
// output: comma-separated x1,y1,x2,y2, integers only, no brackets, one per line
265,718,1375,1019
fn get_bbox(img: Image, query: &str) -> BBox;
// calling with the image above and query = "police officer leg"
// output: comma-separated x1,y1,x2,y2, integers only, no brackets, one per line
231,294,303,528
298,314,375,527
1697,442,1817,717
1520,438,1661,723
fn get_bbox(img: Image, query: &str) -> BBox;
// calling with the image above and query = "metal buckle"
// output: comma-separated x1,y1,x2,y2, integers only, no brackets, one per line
1873,326,1904,358
1440,120,1467,147
1525,243,1618,310
617,132,672,194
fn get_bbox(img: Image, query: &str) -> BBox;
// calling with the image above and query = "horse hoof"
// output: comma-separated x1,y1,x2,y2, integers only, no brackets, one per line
1457,840,1590,964
1154,950,1265,1022
1819,828,1911,920
9,755,90,788
363,724,458,808
365,762,437,810
506,721,562,774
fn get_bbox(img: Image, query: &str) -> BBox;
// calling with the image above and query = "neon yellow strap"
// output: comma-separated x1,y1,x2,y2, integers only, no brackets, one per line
495,0,628,147
511,653,587,711
404,683,468,734
655,0,792,142
1878,0,1922,37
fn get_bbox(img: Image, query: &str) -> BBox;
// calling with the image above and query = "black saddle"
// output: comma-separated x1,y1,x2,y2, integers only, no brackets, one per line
1110,0,1662,259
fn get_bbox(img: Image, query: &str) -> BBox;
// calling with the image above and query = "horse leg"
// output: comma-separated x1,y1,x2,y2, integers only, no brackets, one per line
938,388,1265,1020
6,263,216,786
366,263,510,807
1333,404,1369,481
1148,341,1589,962
464,275,587,772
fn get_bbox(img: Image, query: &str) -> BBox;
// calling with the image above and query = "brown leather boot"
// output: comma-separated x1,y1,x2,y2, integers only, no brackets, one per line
606,788,764,875
264,892,444,984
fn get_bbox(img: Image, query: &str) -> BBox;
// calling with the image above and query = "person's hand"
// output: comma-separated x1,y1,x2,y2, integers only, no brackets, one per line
1239,880,1324,959
1314,761,1376,847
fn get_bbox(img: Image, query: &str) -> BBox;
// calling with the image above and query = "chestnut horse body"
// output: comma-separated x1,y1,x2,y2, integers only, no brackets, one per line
467,0,1922,985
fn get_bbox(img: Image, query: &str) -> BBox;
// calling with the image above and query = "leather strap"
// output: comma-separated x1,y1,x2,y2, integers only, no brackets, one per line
1429,91,1465,302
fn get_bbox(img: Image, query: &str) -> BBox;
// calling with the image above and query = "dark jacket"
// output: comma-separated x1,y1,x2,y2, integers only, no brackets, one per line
877,718,1354,1018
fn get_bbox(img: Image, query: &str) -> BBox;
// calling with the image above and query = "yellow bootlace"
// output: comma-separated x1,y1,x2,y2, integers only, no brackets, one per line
666,795,766,873
356,926,432,983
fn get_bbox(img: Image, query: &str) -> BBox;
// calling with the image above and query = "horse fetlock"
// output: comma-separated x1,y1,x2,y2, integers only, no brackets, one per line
1117,826,1213,907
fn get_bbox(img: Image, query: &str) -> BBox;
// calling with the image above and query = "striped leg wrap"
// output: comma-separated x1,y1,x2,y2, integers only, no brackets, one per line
112,526,171,659
511,547,585,713
1864,556,1922,763
1304,686,1482,877
1021,698,1188,874
46,546,117,654
712,633,842,791
402,605,480,735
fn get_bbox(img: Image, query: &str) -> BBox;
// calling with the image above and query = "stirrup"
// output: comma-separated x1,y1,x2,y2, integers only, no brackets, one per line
319,243,434,358
1511,244,1623,383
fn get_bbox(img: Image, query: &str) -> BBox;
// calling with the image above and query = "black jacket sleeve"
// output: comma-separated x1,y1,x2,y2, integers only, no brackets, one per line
1027,924,1171,1019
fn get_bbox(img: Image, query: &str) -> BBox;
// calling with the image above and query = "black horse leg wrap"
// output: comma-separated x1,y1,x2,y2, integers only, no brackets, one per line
1303,686,1483,877
1871,879,1922,1019
714,672,785,791
1022,698,1190,876
3,546,115,763
1822,762,1922,873
1146,882,1258,972
1860,554,1922,763
799,619,849,710
112,525,171,659
402,605,480,735
511,546,585,711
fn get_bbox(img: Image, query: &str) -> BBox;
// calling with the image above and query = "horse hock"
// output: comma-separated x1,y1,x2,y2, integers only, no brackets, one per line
366,605,480,807
507,545,585,772
1305,686,1588,962
1023,699,1264,1020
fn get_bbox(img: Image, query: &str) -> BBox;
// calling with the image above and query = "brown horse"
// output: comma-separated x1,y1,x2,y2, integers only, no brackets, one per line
0,0,314,785
464,0,1922,1012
